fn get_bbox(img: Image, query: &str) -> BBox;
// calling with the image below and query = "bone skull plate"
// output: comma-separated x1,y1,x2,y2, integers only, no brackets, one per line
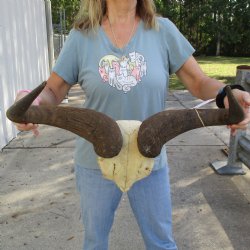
98,120,154,192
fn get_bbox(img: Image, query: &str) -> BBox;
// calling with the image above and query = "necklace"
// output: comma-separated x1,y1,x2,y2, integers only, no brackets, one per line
107,15,136,49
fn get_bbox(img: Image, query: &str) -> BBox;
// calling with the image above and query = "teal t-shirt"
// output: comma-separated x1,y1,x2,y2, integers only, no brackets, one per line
53,17,195,170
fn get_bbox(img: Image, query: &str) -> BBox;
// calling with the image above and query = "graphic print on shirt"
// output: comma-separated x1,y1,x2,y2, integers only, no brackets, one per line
98,51,147,93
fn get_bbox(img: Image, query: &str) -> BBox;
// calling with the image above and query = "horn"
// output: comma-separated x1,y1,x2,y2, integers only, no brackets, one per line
6,82,123,158
137,86,245,158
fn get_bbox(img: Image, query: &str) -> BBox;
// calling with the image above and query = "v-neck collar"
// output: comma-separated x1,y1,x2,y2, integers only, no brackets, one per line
99,20,143,55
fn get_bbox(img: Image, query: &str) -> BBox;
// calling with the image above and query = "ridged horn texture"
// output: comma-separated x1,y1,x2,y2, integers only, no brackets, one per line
6,82,123,158
137,86,245,158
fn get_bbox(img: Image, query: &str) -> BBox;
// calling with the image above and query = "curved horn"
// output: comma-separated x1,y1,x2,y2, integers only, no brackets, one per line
6,82,123,158
138,86,245,158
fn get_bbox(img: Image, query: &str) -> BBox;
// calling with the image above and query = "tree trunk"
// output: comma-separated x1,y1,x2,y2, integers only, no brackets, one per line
216,31,221,56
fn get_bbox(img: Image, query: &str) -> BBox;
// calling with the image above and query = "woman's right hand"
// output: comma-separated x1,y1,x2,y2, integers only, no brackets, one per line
14,91,40,136
15,123,39,136
14,72,71,136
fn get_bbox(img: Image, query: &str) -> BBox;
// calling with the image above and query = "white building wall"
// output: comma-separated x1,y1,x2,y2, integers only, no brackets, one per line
0,0,49,149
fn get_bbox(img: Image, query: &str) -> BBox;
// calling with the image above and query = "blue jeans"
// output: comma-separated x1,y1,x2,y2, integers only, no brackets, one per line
75,165,177,250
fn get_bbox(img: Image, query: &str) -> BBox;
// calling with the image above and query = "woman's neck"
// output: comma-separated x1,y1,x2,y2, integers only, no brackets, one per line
106,0,137,24
103,0,139,49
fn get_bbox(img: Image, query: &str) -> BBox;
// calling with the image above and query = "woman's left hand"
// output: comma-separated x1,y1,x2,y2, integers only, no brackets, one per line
224,89,250,135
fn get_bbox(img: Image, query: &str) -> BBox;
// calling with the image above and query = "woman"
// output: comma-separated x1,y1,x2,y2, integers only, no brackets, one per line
15,0,250,249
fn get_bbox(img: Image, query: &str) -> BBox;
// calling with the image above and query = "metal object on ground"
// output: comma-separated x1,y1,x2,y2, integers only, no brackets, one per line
238,134,250,168
211,131,247,175
211,65,250,175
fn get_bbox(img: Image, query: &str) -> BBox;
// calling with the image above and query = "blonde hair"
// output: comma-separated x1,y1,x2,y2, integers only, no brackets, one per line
74,0,158,32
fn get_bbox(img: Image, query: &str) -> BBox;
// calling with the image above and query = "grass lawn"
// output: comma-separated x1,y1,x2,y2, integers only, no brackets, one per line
169,56,250,90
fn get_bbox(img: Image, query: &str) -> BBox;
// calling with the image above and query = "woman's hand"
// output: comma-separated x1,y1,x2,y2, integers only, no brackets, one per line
13,73,71,136
224,89,250,135
14,91,40,136
15,123,39,136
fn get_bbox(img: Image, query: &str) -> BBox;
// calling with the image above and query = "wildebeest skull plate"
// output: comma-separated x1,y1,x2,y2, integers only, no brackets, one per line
98,120,154,192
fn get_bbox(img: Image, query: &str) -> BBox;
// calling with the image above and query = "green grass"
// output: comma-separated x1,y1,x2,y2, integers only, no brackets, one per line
169,56,250,90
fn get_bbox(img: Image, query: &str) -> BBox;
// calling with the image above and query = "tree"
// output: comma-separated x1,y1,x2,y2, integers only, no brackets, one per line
154,0,250,56
51,0,80,33
50,0,250,56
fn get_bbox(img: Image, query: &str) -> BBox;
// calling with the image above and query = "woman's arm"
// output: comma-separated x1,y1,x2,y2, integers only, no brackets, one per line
176,56,225,100
176,56,250,132
38,72,71,105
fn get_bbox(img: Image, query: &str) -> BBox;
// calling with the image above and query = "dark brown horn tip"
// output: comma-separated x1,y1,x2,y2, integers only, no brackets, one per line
6,81,47,123
226,85,245,124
